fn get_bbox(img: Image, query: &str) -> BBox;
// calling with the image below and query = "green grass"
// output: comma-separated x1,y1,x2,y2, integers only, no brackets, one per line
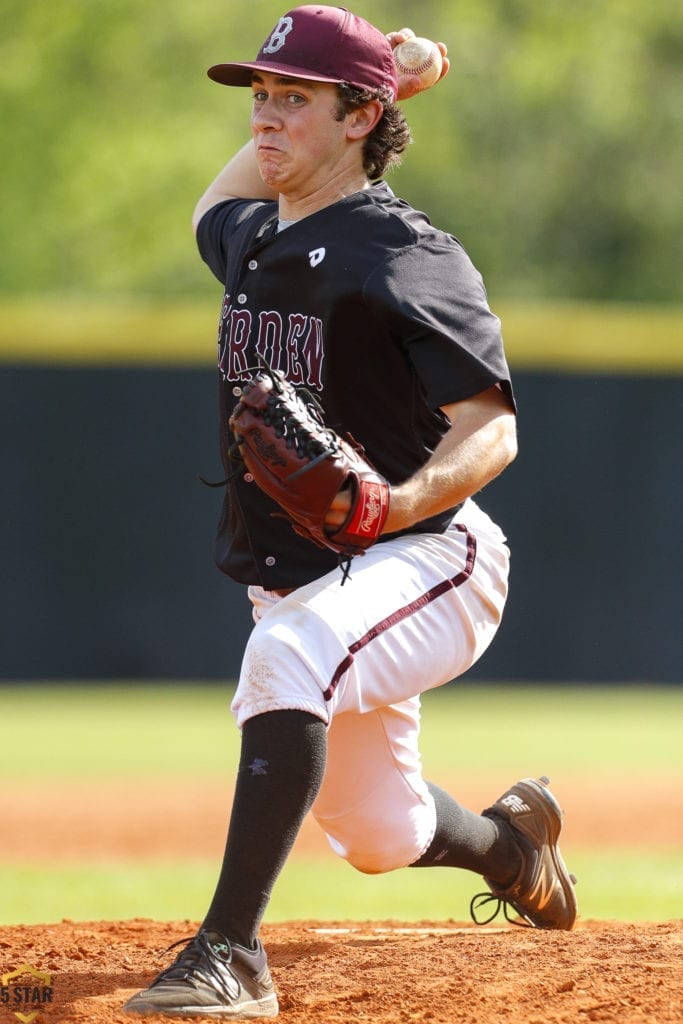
0,683,241,779
1,682,681,780
1,682,681,925
419,684,683,778
271,851,683,924
2,852,680,927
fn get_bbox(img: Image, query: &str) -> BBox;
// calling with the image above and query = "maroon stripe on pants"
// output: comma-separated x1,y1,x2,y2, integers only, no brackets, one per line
323,525,477,701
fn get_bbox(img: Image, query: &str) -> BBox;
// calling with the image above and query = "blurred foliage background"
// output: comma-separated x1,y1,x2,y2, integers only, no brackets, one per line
2,0,681,304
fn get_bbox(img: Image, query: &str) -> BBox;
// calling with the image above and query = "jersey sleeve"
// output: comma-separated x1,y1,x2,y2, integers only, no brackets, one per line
195,198,277,284
365,240,515,411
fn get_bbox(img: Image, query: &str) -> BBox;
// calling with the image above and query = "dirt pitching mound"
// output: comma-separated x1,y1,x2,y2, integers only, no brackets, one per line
1,917,680,1024
2,774,681,1021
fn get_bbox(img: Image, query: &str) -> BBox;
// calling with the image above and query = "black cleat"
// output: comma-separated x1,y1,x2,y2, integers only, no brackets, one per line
124,928,278,1019
470,776,578,930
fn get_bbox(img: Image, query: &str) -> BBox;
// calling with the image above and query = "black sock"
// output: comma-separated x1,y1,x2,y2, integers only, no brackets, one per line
409,782,522,884
202,709,327,948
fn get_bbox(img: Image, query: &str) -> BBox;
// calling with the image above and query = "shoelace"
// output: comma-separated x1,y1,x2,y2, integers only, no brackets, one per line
262,399,340,478
154,933,240,997
469,892,532,927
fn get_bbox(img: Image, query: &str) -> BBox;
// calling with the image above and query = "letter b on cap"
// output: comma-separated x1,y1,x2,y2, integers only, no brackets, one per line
263,16,294,54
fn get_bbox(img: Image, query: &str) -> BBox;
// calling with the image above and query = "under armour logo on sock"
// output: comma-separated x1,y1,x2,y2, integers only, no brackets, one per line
247,758,269,776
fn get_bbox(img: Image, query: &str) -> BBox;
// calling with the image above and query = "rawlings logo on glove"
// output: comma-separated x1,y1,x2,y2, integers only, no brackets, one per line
228,369,391,561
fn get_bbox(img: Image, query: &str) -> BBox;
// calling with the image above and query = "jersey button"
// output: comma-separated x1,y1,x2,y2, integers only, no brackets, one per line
265,556,276,567
237,293,247,304
244,473,254,483
248,260,258,270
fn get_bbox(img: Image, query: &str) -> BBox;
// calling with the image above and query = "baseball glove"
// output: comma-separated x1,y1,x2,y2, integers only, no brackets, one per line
228,368,390,559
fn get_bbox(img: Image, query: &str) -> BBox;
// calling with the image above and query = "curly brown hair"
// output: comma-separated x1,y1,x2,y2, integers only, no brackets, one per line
334,84,412,180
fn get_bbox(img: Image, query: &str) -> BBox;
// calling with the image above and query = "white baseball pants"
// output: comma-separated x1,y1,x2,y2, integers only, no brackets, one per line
231,497,510,873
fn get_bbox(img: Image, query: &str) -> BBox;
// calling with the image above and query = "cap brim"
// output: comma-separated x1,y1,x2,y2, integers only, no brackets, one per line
207,61,345,87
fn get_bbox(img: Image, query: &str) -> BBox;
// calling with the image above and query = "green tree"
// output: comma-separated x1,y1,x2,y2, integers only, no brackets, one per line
1,0,681,301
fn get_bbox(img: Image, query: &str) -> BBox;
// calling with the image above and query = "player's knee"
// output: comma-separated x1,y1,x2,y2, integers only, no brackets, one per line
318,807,433,875
328,830,421,875
345,849,398,875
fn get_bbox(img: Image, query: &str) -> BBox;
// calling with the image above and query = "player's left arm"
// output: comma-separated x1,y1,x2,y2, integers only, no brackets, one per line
324,385,517,534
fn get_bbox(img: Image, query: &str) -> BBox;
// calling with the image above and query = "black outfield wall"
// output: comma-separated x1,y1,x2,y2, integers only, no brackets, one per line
2,367,680,682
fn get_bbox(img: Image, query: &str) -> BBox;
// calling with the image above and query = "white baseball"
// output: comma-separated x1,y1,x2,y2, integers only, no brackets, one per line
393,37,443,91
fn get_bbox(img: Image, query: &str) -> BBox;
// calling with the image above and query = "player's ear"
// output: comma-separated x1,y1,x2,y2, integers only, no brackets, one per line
346,99,383,140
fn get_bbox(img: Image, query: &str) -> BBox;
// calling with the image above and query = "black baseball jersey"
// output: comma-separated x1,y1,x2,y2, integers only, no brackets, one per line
197,181,514,590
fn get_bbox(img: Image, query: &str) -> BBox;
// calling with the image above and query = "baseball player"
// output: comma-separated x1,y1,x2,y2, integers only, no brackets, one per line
125,6,577,1019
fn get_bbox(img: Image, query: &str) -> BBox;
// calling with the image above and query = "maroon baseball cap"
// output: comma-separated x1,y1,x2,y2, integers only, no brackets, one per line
207,5,398,102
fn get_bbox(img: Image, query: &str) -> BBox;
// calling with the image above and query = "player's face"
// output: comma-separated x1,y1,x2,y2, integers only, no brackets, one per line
250,73,359,201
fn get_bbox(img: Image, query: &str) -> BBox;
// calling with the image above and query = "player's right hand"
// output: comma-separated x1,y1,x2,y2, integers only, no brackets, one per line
386,28,450,101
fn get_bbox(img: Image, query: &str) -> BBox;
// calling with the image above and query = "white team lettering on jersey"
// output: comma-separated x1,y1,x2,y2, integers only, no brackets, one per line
262,17,294,54
217,293,324,389
309,247,326,268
